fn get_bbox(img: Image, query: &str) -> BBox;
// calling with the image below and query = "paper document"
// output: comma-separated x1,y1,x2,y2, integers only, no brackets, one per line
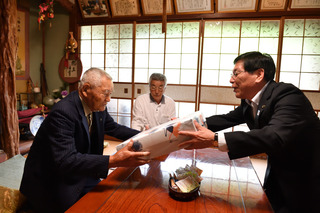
116,111,207,159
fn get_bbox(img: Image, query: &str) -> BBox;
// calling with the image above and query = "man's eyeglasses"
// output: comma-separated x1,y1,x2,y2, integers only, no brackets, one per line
101,90,112,98
231,70,245,79
150,86,165,91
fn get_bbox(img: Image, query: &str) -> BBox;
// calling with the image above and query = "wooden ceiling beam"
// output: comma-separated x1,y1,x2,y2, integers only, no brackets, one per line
55,0,74,13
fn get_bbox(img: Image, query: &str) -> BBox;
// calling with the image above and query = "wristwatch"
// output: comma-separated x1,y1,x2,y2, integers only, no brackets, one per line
214,133,218,141
211,133,218,148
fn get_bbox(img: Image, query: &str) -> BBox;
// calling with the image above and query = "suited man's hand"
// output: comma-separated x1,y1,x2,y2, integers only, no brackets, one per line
178,120,216,150
109,140,150,168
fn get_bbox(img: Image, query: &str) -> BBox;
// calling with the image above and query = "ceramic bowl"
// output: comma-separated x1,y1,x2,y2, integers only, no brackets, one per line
168,177,200,201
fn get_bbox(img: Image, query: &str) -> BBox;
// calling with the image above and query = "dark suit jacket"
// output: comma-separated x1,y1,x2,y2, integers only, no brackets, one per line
20,91,139,212
206,81,320,213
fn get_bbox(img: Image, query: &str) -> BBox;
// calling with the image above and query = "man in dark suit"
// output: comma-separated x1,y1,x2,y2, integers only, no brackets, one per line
179,51,320,213
20,68,150,212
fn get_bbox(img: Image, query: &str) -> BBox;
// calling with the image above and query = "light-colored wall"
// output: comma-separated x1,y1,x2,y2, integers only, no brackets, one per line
16,2,69,95
43,12,69,93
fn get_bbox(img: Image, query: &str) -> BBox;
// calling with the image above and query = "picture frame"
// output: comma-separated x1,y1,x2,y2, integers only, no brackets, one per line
141,0,174,16
174,0,214,14
78,0,109,18
16,9,29,80
289,0,320,9
260,0,288,11
109,0,140,17
216,0,258,13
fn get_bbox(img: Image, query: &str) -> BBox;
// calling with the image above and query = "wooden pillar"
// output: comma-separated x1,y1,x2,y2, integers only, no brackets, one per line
68,2,80,92
0,0,20,158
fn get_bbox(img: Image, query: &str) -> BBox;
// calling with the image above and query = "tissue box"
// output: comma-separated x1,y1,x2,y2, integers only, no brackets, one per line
116,111,207,159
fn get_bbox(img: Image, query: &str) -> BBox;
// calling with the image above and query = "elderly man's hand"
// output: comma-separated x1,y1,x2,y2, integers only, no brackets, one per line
178,120,216,150
109,140,150,168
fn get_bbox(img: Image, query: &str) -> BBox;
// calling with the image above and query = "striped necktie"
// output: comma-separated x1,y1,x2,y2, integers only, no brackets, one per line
87,113,92,132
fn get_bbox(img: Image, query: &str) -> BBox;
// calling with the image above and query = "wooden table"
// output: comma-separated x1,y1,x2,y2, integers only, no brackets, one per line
67,149,273,213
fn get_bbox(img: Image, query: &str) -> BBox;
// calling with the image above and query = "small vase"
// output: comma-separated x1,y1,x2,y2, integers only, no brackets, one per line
43,95,55,108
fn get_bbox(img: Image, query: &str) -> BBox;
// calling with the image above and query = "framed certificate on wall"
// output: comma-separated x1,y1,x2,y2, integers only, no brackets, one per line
174,0,214,14
289,0,320,9
141,0,174,15
217,0,258,12
260,0,288,11
109,0,141,17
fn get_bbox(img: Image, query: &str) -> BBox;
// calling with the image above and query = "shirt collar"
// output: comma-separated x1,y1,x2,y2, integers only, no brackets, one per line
246,81,270,106
79,95,92,117
149,93,165,104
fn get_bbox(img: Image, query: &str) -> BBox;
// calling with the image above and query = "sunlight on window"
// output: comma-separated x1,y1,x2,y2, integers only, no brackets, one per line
106,24,133,82
80,18,319,121
135,23,164,83
165,69,180,84
134,69,149,82
92,54,104,67
240,38,259,53
176,102,196,118
164,22,200,85
92,25,104,39
281,19,320,90
107,98,132,127
202,20,279,87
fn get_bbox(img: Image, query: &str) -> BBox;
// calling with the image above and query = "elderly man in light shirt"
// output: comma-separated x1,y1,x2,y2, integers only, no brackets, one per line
132,73,176,131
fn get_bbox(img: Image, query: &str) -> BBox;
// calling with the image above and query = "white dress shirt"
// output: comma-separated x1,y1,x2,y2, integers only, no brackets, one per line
131,93,176,131
218,82,270,151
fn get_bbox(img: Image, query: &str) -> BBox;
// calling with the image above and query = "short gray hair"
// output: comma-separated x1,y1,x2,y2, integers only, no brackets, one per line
79,67,112,89
149,73,167,87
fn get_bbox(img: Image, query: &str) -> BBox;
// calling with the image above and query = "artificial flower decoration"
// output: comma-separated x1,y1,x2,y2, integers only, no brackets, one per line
61,90,68,98
52,88,69,103
38,0,54,29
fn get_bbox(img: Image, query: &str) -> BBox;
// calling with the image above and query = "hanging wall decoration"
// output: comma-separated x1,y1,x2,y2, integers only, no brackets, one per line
37,0,55,29
58,32,83,84
16,9,30,80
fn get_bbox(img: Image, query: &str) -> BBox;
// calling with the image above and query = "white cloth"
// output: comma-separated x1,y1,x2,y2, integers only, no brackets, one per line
132,93,176,131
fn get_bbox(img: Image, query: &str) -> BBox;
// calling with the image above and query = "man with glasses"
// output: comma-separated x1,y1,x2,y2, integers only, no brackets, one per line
179,51,320,213
132,73,176,131
20,68,150,212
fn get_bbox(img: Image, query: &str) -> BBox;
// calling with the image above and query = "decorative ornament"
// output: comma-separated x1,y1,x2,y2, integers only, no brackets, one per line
58,31,82,84
64,32,78,67
37,0,54,29
65,32,78,58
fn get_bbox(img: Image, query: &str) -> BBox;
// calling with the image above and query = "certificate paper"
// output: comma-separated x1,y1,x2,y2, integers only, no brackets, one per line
116,111,207,159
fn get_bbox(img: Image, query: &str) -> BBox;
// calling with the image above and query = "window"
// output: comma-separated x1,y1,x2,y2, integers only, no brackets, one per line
135,23,165,82
80,25,105,71
106,24,134,82
280,19,320,90
107,98,132,127
80,18,320,128
202,20,279,86
165,22,200,85
134,21,200,85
